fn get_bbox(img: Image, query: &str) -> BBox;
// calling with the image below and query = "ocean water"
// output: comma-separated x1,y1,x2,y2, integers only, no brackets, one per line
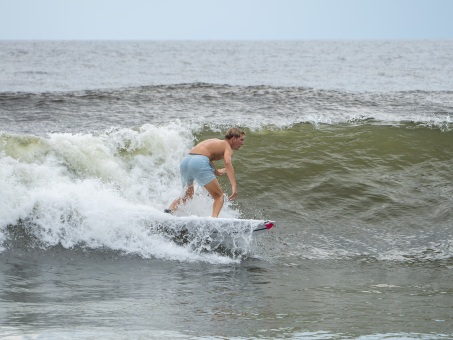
0,40,452,339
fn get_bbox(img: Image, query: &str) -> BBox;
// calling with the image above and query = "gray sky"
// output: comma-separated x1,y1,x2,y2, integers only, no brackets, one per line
1,0,452,40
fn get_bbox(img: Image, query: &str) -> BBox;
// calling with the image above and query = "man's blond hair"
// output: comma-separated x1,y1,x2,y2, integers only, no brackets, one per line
225,128,245,140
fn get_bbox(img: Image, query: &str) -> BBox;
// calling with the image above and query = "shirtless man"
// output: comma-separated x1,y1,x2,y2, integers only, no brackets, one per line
165,128,245,217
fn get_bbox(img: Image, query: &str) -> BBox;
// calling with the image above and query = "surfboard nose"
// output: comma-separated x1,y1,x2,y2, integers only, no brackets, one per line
264,221,275,230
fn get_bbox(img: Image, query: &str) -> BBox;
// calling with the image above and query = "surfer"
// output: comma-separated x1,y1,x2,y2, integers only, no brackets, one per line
165,127,245,217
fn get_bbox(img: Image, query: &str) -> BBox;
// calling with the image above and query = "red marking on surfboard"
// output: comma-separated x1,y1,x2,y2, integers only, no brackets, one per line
264,221,275,230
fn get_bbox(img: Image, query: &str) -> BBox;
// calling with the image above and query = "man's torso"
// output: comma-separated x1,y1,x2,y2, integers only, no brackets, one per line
190,139,231,161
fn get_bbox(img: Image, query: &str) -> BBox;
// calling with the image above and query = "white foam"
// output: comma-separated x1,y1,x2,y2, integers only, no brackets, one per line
0,123,244,263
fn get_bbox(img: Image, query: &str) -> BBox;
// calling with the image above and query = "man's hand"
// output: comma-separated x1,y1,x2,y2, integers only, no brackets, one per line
229,187,238,201
215,168,227,176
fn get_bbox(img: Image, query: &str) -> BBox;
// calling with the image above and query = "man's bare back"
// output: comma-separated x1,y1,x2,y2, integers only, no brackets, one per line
189,139,231,161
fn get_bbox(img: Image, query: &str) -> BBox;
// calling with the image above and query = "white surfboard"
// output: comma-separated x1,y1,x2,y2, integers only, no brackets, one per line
151,215,275,254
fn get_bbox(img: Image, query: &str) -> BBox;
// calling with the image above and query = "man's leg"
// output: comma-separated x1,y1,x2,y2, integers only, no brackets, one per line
168,184,194,212
204,179,224,217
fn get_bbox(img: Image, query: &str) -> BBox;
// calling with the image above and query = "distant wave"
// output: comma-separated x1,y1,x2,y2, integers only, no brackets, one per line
1,84,452,136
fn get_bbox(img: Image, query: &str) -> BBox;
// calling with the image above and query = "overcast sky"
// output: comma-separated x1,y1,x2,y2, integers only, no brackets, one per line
1,0,452,40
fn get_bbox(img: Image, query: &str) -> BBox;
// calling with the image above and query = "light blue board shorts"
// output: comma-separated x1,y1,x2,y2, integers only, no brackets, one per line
180,154,216,187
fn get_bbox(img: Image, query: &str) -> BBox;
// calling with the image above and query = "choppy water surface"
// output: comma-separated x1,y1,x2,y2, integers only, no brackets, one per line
1,40,452,339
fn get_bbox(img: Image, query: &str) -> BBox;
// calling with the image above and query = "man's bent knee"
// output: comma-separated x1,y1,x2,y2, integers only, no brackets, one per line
213,194,224,203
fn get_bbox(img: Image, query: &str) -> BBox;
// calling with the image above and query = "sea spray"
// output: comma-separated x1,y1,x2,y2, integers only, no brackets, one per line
0,124,249,262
